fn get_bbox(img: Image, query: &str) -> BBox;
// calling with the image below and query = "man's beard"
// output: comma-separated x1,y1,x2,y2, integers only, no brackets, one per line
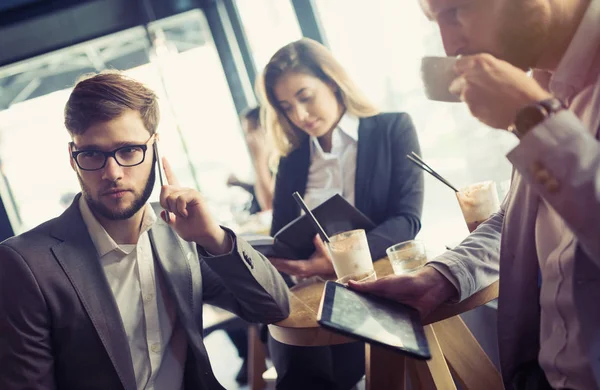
496,0,550,70
78,166,156,221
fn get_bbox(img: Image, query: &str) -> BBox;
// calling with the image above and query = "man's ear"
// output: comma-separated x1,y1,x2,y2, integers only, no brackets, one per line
68,143,76,172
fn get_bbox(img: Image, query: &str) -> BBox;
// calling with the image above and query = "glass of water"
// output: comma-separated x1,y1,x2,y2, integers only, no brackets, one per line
386,240,427,275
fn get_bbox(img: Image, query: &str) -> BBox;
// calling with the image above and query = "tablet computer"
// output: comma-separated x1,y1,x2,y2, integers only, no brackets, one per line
317,281,431,360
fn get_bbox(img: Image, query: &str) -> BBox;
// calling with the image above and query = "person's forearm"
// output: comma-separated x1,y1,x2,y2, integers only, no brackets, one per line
200,234,290,323
428,206,503,301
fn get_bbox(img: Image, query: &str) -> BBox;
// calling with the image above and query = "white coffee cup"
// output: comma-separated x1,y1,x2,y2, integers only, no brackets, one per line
421,56,462,103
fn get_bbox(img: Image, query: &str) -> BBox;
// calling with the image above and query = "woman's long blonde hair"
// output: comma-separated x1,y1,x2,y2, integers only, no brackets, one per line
257,38,379,158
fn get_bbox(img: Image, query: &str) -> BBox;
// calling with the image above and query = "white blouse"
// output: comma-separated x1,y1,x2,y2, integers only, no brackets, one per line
303,113,359,210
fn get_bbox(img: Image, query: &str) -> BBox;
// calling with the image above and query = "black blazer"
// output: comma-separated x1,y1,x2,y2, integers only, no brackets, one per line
271,112,424,260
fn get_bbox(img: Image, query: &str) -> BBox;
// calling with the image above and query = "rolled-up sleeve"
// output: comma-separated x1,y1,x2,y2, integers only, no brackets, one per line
427,193,505,302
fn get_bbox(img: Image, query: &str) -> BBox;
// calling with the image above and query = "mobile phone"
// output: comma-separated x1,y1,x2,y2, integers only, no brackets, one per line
153,141,170,222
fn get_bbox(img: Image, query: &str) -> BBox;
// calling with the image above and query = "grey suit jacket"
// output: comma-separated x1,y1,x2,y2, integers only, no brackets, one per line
0,196,290,390
430,77,600,387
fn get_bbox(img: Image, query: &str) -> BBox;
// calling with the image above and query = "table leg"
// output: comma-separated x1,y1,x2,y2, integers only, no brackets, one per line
248,324,267,390
365,344,406,390
406,359,433,390
431,316,503,390
420,324,457,390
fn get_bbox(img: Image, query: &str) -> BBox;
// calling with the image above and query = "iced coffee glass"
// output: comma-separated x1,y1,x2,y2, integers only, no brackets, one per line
386,240,427,275
327,229,376,284
456,181,501,233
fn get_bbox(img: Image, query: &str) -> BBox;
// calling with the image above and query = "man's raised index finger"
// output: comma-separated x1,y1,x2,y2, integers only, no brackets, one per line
162,157,180,187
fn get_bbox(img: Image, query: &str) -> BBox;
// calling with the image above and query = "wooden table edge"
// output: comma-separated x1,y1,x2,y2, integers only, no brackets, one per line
270,257,499,347
268,323,355,346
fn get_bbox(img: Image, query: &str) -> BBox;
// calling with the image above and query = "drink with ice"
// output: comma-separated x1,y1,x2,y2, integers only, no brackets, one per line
386,240,427,275
456,181,501,233
327,229,375,282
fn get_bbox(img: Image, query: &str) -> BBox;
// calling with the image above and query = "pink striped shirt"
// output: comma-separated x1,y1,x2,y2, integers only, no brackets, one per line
533,1,600,388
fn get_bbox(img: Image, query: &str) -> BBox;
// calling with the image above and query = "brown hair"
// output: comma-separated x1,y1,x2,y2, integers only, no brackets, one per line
257,38,379,157
64,71,160,136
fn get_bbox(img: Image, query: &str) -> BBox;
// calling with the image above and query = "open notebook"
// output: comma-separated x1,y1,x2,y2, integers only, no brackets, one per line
241,194,376,260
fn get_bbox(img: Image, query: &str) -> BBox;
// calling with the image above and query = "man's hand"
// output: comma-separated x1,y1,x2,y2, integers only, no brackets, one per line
449,54,553,129
348,266,458,318
269,235,336,278
160,158,231,254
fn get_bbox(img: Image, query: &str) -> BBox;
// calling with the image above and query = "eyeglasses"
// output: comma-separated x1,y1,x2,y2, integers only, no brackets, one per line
71,135,155,171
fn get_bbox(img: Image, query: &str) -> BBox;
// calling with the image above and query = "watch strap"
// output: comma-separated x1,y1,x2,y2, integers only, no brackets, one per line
538,97,566,116
509,97,566,138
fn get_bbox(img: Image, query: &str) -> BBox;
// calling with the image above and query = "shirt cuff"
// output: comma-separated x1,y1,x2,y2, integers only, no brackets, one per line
507,109,588,182
198,227,236,257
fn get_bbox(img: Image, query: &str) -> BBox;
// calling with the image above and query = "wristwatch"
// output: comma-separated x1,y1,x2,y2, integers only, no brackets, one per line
508,97,566,138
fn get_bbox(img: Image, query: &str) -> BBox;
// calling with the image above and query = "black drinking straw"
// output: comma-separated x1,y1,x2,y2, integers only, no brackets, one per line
406,152,459,193
292,192,330,243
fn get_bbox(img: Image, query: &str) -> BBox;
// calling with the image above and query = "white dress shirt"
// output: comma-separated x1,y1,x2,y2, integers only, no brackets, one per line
533,1,600,387
79,197,187,390
303,113,359,210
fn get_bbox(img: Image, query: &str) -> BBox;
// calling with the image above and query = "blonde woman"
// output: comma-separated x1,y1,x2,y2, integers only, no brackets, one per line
258,38,424,390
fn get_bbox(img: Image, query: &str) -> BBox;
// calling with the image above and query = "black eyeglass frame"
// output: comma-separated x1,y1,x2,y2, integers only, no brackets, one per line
70,135,155,171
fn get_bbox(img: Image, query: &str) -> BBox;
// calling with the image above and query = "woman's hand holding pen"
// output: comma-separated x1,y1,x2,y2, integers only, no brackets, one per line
159,157,231,254
269,235,336,278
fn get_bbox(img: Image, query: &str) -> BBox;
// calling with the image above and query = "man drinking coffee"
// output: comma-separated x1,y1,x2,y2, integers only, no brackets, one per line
351,0,600,388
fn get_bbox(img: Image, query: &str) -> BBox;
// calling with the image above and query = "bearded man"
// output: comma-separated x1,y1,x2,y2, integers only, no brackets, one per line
352,1,600,389
0,72,290,390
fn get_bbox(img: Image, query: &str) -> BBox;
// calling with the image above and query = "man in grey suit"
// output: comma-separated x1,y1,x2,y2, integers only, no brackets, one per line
0,72,290,390
351,0,600,389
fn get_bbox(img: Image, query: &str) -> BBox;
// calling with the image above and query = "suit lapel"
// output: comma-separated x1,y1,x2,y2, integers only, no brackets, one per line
50,196,136,390
354,117,375,214
147,218,196,318
293,139,311,198
147,214,219,388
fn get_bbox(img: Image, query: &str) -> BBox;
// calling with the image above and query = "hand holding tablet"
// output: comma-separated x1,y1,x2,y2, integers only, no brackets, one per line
317,281,431,360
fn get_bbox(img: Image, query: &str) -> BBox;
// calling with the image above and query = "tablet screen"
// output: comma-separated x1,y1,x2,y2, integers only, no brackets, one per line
318,281,430,360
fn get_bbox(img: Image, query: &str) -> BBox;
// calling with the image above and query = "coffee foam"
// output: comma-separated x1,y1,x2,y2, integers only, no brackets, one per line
329,231,365,252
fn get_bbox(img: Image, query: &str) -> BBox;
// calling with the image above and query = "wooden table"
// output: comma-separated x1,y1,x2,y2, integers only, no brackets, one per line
268,259,504,390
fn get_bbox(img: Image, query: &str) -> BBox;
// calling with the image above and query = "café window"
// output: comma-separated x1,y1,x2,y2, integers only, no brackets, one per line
234,0,303,71
313,0,516,254
0,10,252,234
